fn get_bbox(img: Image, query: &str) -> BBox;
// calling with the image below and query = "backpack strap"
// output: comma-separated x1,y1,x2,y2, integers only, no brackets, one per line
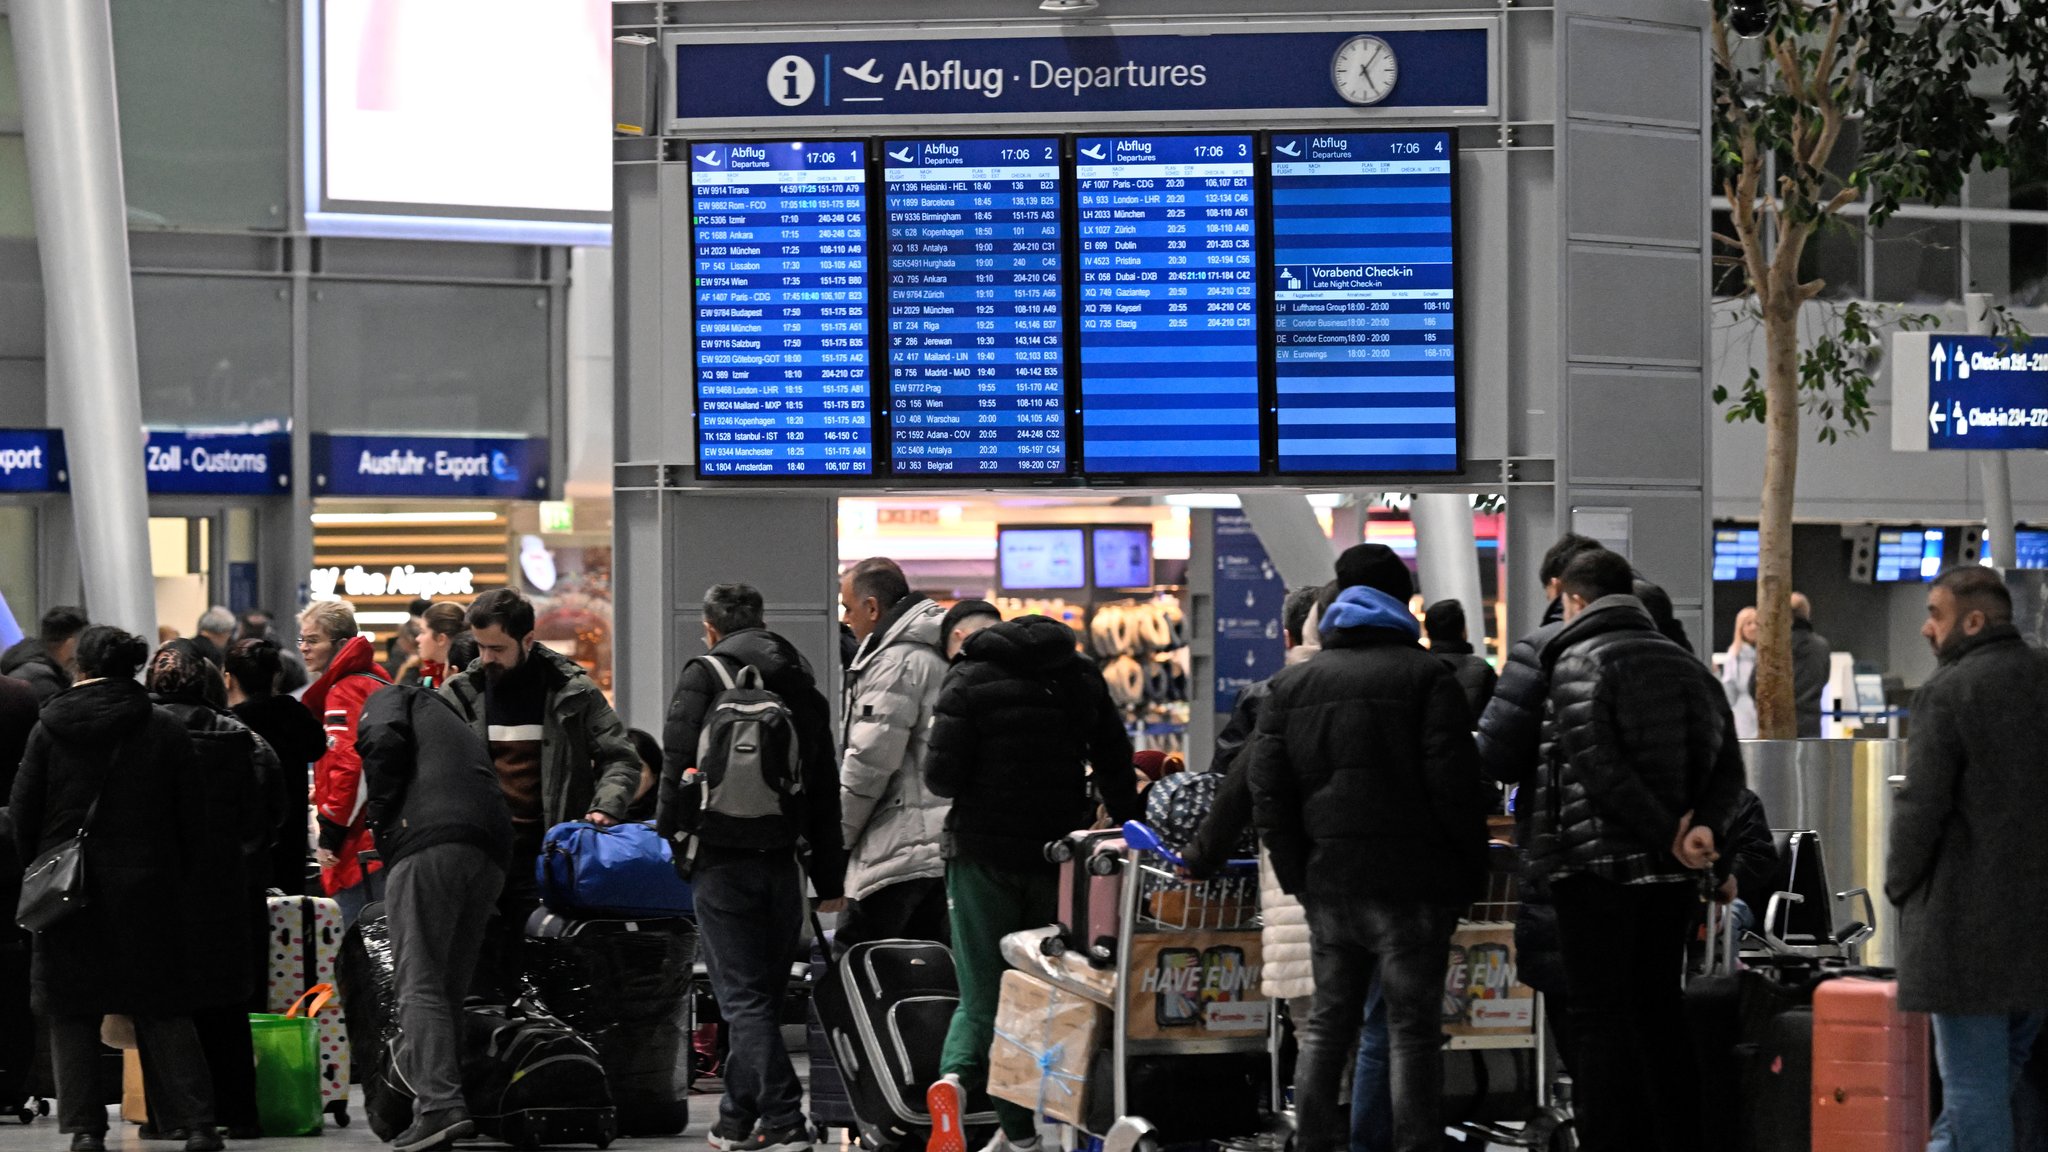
696,653,764,692
696,653,739,693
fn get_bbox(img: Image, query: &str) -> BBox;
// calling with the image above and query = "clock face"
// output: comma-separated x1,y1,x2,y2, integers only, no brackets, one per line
1332,35,1399,106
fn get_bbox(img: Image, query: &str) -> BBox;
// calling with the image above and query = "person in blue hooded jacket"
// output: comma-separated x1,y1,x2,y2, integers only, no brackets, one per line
1249,543,1492,1152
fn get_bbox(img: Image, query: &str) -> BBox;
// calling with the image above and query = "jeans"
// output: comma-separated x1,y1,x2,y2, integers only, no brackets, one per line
1551,876,1699,1152
333,880,370,931
940,859,1058,1142
387,844,505,1115
51,1013,213,1135
836,876,951,954
694,844,806,1131
1349,981,1392,1152
1930,1011,2048,1152
1298,896,1459,1152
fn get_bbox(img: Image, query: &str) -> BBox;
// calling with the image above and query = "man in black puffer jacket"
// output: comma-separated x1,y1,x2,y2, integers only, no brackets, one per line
1250,545,1491,1152
922,605,1138,1152
1528,549,1744,1152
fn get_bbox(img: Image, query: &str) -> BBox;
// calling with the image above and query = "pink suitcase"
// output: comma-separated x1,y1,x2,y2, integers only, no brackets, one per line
265,895,351,1125
1811,977,1929,1152
1044,830,1125,969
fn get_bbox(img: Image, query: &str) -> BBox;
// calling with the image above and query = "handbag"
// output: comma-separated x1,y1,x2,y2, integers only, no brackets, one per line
15,740,123,933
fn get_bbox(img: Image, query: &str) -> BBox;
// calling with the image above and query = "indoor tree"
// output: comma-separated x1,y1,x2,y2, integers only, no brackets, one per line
1711,0,2044,737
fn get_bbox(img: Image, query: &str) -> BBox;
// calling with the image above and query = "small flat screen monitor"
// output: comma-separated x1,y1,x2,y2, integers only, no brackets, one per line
2005,528,2048,569
1874,527,1945,583
998,527,1087,593
1091,526,1153,591
1713,525,1760,582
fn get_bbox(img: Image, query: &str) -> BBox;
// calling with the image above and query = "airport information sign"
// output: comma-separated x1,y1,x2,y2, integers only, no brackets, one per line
1892,332,2048,453
1076,134,1259,474
690,141,874,476
1269,130,1459,473
883,138,1066,475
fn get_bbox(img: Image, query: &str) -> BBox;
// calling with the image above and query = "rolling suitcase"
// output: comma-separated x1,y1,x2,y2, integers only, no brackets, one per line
1812,977,1930,1152
810,938,995,1152
1044,830,1125,969
805,940,859,1139
266,893,350,1126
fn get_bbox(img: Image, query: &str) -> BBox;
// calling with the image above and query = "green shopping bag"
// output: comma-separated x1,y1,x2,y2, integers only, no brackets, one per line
251,984,333,1137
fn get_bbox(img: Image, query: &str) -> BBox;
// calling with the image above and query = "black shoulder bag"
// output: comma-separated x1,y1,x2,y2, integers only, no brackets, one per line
15,741,124,933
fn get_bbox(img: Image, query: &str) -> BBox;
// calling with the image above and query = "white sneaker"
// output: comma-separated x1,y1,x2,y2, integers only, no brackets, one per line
976,1134,1041,1152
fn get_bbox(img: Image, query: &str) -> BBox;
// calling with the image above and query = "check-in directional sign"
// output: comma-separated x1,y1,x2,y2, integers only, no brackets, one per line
1892,332,2048,452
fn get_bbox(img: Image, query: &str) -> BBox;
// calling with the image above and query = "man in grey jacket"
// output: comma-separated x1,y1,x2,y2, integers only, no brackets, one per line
833,557,951,949
1889,566,2048,1152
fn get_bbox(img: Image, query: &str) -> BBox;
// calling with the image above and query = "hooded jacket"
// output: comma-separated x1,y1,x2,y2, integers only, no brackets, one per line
359,684,514,871
233,694,326,895
1526,595,1744,887
839,594,951,902
1249,585,1491,907
443,644,642,830
9,679,206,1015
0,639,69,704
306,636,391,894
1887,624,2048,1013
924,615,1139,873
657,626,847,897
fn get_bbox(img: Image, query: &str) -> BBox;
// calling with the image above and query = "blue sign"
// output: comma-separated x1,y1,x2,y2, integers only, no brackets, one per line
670,28,1491,124
313,435,547,498
691,141,873,477
143,431,291,495
1213,510,1288,715
1079,134,1260,474
1892,333,2048,452
884,137,1066,476
0,429,66,493
1270,130,1460,474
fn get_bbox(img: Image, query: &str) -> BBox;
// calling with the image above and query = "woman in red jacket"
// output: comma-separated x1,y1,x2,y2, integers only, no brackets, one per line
299,599,390,927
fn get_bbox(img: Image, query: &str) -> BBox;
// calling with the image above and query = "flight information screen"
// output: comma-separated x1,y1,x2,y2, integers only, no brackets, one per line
1269,131,1459,473
1076,134,1259,474
689,141,872,476
883,138,1066,476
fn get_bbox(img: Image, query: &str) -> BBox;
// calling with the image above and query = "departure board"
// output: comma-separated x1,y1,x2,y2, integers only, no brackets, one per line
1077,135,1259,474
1269,131,1459,473
689,141,872,476
884,138,1066,476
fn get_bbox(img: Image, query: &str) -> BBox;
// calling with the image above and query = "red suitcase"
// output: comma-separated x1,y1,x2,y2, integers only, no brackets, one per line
1811,977,1929,1152
1044,830,1125,969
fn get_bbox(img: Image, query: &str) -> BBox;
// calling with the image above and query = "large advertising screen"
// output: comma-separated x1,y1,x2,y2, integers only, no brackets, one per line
884,138,1067,476
1075,134,1260,475
690,141,873,477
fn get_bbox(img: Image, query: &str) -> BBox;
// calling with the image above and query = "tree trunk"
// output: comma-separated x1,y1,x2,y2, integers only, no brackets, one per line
1754,303,1802,738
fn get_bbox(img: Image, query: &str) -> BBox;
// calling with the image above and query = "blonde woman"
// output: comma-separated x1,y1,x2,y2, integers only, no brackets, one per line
1720,606,1760,739
299,599,390,926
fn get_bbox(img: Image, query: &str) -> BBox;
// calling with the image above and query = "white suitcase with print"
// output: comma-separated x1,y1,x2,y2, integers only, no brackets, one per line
266,894,352,1126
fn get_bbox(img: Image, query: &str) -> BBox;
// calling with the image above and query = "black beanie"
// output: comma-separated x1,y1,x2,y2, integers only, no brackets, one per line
1335,543,1414,601
939,599,1001,644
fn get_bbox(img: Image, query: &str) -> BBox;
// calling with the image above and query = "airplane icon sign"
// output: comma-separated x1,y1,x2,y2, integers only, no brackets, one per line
843,58,884,83
1275,141,1301,157
1080,144,1106,160
888,148,914,164
694,151,723,167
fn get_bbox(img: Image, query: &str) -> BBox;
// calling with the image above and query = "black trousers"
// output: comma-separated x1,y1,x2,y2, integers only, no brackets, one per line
50,1014,212,1135
188,1007,258,1130
477,823,544,1000
834,876,951,953
1551,875,1700,1152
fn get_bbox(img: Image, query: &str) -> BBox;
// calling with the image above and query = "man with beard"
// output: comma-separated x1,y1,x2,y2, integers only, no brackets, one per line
442,589,640,996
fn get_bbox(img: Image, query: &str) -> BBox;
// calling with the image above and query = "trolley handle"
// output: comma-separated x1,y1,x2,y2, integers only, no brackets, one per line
1119,820,1257,872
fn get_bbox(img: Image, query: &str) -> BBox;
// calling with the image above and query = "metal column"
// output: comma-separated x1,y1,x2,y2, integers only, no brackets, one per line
11,0,157,639
1412,492,1485,617
1966,292,2016,568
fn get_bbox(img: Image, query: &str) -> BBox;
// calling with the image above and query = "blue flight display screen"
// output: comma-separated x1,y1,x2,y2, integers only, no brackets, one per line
689,141,872,476
1076,135,1259,474
883,138,1066,476
1269,131,1458,473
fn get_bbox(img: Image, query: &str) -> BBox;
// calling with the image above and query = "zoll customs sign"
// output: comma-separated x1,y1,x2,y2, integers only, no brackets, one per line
1892,333,2048,452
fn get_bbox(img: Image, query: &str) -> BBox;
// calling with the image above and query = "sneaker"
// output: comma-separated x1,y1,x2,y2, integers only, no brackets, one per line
925,1075,966,1152
977,1135,1041,1152
392,1109,476,1152
708,1116,757,1152
70,1134,107,1152
183,1129,226,1152
748,1120,813,1152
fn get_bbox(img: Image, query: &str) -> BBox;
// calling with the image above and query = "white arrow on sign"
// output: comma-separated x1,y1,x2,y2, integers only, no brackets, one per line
1930,402,1946,434
1932,343,1947,382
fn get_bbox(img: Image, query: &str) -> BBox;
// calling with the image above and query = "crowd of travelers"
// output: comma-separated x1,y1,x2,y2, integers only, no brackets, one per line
0,533,2041,1152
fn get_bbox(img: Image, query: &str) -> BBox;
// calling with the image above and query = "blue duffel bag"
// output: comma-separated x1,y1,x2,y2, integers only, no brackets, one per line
536,821,695,918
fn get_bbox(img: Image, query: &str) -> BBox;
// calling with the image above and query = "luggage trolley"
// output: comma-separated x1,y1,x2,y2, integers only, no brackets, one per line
1441,843,1570,1151
1072,824,1283,1152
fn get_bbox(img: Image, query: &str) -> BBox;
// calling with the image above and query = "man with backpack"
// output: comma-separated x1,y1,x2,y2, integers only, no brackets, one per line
358,683,514,1152
657,583,845,1152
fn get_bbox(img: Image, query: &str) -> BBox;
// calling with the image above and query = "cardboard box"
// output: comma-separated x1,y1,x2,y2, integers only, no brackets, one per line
989,970,1106,1126
1442,923,1536,1037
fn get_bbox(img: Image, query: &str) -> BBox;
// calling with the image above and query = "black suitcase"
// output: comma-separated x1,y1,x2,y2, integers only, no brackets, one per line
335,907,415,1142
462,1000,617,1150
805,940,859,1138
811,939,995,1152
523,910,694,1137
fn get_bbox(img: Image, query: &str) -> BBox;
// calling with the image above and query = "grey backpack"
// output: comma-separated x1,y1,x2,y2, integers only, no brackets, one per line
691,654,803,824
